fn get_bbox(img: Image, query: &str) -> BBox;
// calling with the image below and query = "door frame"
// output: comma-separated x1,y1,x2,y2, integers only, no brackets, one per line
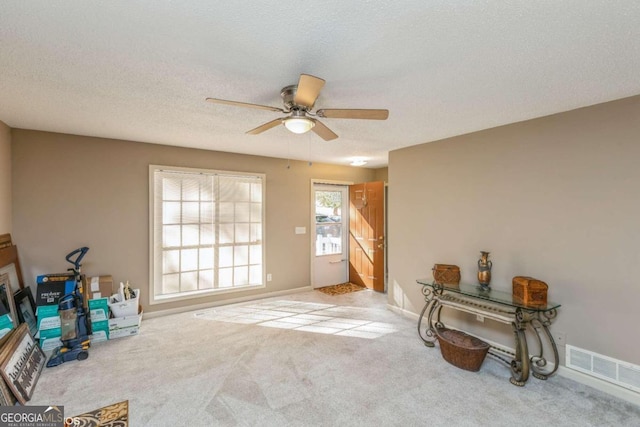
310,179,353,288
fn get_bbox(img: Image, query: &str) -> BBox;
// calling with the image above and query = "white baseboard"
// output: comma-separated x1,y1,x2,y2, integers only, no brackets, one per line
557,366,640,407
144,286,313,319
386,303,640,408
387,303,421,321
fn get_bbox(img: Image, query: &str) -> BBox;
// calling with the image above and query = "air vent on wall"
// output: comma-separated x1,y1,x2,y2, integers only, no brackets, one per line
566,345,640,393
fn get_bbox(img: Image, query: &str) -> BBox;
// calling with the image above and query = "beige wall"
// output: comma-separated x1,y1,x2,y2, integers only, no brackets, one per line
0,121,11,234
375,167,388,182
388,95,640,365
12,130,376,313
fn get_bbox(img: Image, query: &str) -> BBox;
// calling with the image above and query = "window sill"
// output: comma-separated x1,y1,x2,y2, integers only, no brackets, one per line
149,283,265,305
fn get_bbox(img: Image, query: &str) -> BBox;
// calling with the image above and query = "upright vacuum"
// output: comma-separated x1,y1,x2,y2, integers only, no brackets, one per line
46,247,91,368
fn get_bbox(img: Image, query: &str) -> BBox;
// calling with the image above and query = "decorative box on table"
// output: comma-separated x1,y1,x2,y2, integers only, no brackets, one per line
432,264,460,285
512,276,548,306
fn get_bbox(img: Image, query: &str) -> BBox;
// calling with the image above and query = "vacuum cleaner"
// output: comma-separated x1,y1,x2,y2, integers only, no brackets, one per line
46,247,92,368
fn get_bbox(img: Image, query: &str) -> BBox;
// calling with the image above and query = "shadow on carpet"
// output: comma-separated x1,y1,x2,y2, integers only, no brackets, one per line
316,282,367,295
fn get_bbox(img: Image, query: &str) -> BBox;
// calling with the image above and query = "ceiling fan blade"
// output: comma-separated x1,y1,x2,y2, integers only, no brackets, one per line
246,118,284,135
310,119,338,141
294,74,325,108
206,98,284,113
316,109,389,120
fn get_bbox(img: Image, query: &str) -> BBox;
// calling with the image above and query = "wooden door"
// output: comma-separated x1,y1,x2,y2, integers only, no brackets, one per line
349,181,385,292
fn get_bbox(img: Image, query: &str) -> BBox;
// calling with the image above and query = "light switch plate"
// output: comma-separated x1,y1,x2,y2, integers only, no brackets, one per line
295,227,306,234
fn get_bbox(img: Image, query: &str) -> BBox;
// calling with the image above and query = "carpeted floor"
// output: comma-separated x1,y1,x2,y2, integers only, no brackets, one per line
316,282,366,295
29,290,640,426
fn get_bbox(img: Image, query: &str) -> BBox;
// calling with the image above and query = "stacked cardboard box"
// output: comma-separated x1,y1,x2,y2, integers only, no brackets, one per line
85,275,114,343
109,305,143,339
0,306,14,340
36,273,143,346
35,273,76,351
108,287,142,339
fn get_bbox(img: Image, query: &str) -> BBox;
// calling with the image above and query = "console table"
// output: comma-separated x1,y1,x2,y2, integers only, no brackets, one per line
416,279,561,386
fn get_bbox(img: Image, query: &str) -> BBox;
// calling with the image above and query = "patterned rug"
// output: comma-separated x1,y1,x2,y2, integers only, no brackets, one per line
316,282,367,295
66,400,128,427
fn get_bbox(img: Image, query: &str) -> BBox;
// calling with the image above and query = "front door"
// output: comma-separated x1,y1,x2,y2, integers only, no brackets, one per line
349,181,385,292
312,184,349,288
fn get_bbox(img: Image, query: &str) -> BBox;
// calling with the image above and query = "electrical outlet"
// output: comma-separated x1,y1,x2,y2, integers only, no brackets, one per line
476,315,484,323
267,274,272,282
554,332,567,346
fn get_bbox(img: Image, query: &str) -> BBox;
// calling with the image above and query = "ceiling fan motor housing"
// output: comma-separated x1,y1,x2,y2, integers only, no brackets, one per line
281,85,308,111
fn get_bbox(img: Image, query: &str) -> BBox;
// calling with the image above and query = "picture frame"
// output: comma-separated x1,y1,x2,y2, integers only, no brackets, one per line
0,272,18,330
14,287,38,337
0,262,21,294
0,323,46,405
0,329,17,405
0,239,25,292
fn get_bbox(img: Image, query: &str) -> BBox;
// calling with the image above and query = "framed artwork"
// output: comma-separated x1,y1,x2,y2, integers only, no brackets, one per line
0,323,46,405
0,239,25,292
14,287,38,337
0,329,17,405
0,263,21,294
0,272,18,330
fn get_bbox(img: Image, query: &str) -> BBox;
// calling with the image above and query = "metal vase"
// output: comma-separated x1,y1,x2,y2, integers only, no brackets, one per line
477,251,492,289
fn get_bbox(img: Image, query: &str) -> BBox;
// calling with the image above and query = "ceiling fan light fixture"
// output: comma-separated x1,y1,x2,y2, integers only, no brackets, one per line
283,117,315,134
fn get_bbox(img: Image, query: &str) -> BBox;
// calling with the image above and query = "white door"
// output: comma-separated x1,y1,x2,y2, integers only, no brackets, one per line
312,184,348,288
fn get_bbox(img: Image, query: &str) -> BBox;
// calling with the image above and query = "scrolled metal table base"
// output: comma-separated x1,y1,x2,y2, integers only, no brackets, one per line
417,284,559,387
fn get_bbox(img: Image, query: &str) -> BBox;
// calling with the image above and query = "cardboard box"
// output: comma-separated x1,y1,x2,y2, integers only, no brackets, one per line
85,275,114,300
88,298,109,322
37,273,75,284
108,289,139,317
36,305,61,331
38,327,62,339
90,319,109,342
0,313,14,339
36,274,76,306
108,305,143,339
39,336,62,352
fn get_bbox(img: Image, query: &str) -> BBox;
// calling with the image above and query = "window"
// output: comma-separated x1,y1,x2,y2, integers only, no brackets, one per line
150,165,265,304
314,190,344,256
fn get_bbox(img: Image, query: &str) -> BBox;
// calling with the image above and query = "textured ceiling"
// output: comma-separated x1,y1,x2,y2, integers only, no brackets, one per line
1,1,640,168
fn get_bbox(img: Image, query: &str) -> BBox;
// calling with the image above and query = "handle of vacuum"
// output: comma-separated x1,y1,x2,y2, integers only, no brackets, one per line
66,247,90,270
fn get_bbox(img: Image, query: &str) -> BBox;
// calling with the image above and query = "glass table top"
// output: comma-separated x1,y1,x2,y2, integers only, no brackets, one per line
416,279,561,312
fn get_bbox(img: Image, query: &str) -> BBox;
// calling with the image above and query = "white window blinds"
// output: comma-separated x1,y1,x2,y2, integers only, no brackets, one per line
150,166,265,303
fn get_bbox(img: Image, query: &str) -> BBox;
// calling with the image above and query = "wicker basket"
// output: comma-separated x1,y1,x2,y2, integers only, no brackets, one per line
436,327,490,372
432,264,460,285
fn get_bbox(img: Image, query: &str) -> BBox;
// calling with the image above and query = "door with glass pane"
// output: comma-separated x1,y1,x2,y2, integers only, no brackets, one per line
312,184,348,288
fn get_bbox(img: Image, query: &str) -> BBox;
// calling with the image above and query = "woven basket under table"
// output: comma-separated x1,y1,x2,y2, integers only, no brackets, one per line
435,327,490,372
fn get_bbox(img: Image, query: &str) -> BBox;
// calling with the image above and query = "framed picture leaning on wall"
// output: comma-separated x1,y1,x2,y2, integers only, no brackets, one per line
0,323,46,404
0,273,18,338
14,287,37,337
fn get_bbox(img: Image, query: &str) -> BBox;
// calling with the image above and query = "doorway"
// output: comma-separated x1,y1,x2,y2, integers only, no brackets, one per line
312,183,349,288
348,181,386,292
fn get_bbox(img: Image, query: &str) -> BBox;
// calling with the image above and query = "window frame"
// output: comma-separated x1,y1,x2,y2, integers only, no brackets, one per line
149,165,266,305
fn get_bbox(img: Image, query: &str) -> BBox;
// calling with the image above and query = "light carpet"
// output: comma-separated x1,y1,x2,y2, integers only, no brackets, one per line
29,290,639,426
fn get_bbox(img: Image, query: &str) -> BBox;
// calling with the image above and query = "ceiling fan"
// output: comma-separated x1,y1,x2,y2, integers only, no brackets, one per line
206,74,389,141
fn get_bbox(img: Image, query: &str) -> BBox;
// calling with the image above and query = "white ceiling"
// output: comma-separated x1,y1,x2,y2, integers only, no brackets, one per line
1,2,639,168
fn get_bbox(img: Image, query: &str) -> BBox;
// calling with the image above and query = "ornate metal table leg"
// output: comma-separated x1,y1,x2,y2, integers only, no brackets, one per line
417,300,436,347
417,284,441,347
509,309,530,386
530,309,559,380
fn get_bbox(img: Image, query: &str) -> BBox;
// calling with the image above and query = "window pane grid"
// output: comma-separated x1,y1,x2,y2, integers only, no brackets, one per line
153,168,264,300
